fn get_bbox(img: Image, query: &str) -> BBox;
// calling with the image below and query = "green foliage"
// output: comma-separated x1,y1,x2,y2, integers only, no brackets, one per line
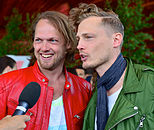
0,8,34,56
105,0,154,67
0,3,153,68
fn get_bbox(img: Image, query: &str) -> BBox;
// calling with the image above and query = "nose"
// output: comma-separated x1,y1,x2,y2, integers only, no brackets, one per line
42,41,50,51
77,39,85,51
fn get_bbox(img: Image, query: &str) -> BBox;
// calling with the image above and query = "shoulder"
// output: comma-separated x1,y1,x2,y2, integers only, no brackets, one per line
126,59,154,89
67,72,92,91
126,58,154,77
134,63,154,73
134,64,154,88
67,71,91,85
0,67,33,91
0,66,32,80
133,62,154,79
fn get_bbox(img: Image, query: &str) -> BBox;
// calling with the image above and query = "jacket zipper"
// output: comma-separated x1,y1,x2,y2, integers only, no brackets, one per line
109,112,138,130
136,115,146,130
40,83,48,129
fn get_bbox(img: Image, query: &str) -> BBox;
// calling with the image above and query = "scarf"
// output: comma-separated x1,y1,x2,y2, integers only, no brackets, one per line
96,53,127,130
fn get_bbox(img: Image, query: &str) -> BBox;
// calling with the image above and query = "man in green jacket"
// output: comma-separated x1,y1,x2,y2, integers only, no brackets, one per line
69,3,154,130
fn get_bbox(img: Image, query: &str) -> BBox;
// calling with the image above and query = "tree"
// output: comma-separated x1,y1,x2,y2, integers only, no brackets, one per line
105,0,154,67
0,8,34,56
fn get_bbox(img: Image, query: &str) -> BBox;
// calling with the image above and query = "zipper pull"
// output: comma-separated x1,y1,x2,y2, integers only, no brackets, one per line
27,111,33,116
74,115,80,119
136,115,146,130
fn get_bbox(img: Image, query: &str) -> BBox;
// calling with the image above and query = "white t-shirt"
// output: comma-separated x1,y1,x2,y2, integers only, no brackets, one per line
48,96,67,130
108,87,122,114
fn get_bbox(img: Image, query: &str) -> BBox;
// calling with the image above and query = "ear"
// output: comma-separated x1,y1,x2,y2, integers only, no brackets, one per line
64,42,71,54
112,33,123,48
33,42,35,47
66,42,71,50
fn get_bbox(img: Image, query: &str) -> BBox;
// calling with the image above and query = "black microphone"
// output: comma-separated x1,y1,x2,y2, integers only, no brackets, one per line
12,82,41,116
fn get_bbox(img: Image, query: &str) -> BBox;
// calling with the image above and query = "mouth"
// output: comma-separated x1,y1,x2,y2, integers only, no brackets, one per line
40,53,54,60
41,54,53,58
80,53,88,62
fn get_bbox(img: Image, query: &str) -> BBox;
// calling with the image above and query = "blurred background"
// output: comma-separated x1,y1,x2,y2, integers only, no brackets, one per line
0,0,153,68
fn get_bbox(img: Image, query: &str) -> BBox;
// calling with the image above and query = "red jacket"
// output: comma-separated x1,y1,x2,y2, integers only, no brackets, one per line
0,62,92,130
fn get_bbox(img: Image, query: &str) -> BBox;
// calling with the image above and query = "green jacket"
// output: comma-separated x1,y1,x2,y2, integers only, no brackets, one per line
83,59,154,130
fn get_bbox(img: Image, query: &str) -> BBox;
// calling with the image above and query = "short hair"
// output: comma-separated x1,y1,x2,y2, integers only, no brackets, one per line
30,11,77,63
69,3,124,48
0,56,16,73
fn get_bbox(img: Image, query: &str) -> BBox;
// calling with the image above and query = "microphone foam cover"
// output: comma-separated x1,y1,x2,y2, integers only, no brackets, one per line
19,82,41,108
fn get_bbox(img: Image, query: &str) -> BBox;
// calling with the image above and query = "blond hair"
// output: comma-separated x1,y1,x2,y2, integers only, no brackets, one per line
69,3,124,48
30,11,77,63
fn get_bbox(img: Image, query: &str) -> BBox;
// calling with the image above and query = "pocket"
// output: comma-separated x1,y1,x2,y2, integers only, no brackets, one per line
73,107,87,126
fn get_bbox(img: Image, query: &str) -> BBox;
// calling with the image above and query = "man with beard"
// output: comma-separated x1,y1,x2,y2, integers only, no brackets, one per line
69,3,154,130
0,11,92,130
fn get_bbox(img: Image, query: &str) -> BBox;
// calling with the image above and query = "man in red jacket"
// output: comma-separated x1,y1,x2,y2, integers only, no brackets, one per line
0,11,92,130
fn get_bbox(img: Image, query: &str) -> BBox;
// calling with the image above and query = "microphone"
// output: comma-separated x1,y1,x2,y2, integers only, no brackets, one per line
12,82,41,116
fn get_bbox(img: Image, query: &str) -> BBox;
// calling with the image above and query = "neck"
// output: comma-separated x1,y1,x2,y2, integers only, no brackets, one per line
39,62,65,86
39,62,66,100
107,68,126,96
96,54,119,77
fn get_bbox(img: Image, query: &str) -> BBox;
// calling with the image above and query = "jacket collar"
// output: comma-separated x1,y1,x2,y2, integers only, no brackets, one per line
32,61,71,89
32,61,48,83
122,58,143,94
63,67,71,90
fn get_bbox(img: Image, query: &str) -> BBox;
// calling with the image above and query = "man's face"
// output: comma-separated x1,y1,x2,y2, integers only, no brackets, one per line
77,16,114,69
33,19,68,71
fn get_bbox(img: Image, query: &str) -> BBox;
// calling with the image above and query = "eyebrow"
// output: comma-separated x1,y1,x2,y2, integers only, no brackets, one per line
76,33,92,37
34,37,42,40
34,37,58,40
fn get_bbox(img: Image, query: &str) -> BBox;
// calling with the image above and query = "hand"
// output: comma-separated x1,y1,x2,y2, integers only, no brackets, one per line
0,115,30,130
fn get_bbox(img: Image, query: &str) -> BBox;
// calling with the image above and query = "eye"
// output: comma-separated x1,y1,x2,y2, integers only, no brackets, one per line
34,38,42,43
85,35,93,39
48,38,59,44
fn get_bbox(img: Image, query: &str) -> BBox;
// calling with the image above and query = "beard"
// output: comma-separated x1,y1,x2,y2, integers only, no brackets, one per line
35,52,65,71
82,55,109,70
82,62,96,69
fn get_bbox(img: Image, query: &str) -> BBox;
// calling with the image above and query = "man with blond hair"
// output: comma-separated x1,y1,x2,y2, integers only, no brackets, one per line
69,3,154,130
